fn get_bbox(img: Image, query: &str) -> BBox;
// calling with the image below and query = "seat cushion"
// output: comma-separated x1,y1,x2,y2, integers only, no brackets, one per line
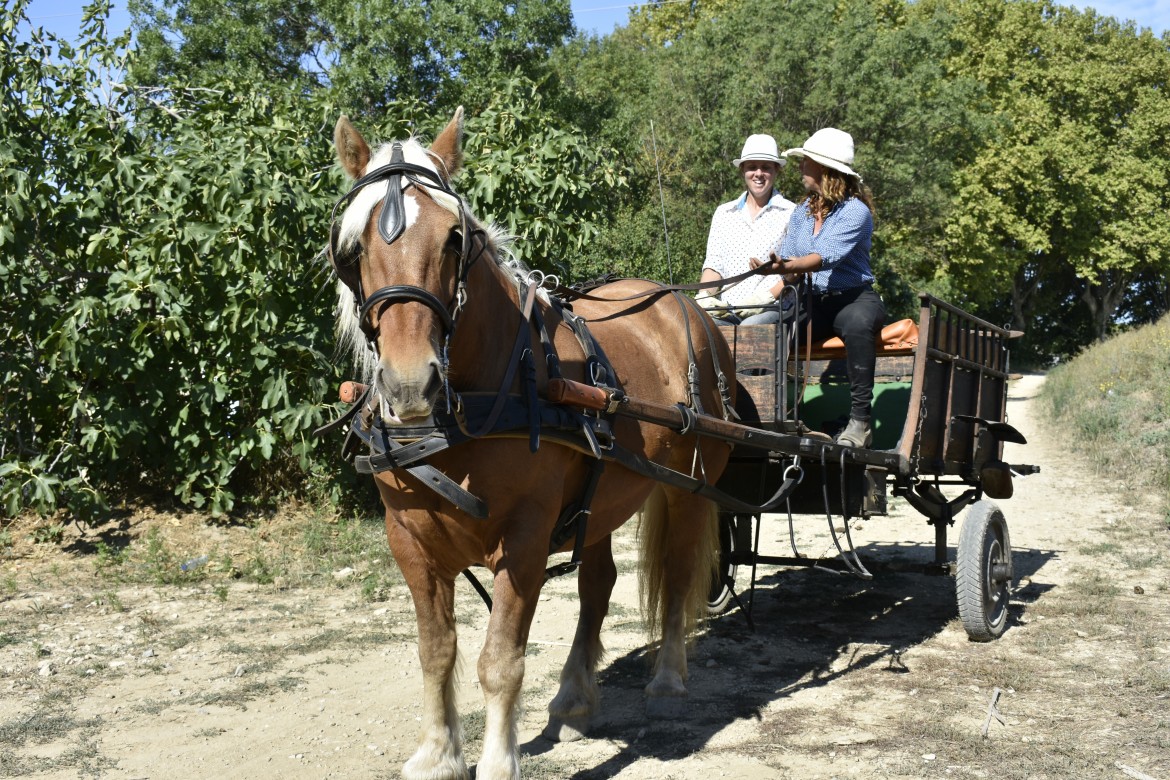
807,318,919,360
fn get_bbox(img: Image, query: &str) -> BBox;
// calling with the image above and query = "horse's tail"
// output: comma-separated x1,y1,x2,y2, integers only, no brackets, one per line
637,485,719,647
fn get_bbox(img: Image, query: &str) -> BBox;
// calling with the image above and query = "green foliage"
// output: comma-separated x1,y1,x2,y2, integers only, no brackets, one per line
460,75,628,274
6,0,1170,522
940,0,1170,346
557,0,988,296
2,0,622,522
623,0,745,45
2,2,349,518
129,0,574,120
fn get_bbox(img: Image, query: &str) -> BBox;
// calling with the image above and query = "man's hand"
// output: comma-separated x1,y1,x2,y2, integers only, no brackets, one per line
695,292,725,313
734,290,776,318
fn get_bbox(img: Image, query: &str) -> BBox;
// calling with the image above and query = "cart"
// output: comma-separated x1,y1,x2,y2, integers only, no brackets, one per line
707,292,1039,641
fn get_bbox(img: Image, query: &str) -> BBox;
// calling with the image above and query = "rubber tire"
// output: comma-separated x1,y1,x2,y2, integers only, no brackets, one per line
708,514,738,614
956,500,1013,641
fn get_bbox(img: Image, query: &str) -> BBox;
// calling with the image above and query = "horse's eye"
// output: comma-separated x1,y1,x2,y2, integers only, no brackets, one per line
446,228,463,255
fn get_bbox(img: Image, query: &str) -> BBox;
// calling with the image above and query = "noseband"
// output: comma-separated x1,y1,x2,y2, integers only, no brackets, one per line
329,142,486,345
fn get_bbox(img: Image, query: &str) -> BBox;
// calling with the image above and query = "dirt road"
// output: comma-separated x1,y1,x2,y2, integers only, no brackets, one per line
3,374,1168,779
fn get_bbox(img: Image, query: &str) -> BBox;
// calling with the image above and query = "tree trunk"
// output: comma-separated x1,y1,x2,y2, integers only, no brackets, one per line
1080,269,1133,342
1011,259,1045,333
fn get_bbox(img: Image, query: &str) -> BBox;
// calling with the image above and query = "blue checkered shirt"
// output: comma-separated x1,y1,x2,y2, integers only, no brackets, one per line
779,196,874,293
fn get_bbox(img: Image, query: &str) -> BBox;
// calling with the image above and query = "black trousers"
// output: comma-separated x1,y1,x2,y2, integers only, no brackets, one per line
806,287,887,422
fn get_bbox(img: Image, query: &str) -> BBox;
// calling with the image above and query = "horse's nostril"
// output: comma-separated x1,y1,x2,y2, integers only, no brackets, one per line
423,364,443,399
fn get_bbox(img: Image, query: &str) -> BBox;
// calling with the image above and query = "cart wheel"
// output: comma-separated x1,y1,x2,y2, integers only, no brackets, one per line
956,501,1013,641
708,514,738,614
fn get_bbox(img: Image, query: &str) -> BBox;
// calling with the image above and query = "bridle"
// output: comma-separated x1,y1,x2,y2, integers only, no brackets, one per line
328,142,487,346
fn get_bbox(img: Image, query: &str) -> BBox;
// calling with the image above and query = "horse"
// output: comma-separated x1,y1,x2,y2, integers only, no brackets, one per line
327,107,736,780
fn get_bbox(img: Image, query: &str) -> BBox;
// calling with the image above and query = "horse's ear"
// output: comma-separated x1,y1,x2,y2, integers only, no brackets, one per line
334,115,371,180
430,106,464,181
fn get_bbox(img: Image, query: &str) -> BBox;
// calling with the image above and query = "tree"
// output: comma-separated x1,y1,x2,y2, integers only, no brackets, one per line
941,0,1170,346
554,0,987,319
129,0,574,118
623,0,745,46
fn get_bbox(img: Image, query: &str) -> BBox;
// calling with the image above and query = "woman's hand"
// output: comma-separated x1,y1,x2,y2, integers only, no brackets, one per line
751,252,788,274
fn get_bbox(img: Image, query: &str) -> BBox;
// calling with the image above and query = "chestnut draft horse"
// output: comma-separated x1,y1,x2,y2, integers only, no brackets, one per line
327,108,735,780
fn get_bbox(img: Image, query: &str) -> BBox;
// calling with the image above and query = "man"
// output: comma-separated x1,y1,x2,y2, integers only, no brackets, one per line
697,134,796,324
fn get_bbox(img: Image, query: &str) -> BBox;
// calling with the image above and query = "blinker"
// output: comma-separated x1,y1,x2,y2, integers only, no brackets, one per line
377,143,409,247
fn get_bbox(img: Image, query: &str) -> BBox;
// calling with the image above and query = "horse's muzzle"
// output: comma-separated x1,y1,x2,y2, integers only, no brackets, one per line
377,360,444,422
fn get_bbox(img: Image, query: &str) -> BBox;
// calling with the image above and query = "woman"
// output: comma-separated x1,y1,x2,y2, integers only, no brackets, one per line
697,133,795,324
767,128,886,447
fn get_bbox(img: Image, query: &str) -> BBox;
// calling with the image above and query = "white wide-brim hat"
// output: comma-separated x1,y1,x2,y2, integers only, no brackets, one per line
783,128,859,179
732,134,785,168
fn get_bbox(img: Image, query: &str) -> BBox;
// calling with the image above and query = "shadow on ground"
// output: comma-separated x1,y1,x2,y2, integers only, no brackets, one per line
517,538,1058,779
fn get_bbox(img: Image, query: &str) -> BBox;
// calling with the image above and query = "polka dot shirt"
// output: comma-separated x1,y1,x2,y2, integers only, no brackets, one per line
703,191,796,307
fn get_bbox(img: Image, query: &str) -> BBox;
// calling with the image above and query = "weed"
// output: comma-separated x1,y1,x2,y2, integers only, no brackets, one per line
519,754,573,779
94,590,123,612
360,572,392,602
140,528,180,585
1077,540,1122,556
1121,549,1164,569
462,709,486,745
238,550,277,585
137,611,166,634
1042,316,1170,516
32,523,65,544
94,541,128,571
195,675,302,710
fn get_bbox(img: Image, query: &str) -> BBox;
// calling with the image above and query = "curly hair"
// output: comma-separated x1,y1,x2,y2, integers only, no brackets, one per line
807,167,875,221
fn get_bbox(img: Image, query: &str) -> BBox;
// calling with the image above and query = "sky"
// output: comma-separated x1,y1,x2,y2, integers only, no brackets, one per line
21,0,1170,41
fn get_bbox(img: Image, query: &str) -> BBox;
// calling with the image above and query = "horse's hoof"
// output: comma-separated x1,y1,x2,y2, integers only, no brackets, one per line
403,748,469,780
543,716,590,742
645,693,688,719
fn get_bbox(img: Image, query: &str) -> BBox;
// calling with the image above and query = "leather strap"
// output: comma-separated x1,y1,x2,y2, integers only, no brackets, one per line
557,264,773,304
462,279,539,439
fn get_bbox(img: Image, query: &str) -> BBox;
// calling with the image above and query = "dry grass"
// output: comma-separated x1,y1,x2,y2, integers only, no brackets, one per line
1043,313,1170,525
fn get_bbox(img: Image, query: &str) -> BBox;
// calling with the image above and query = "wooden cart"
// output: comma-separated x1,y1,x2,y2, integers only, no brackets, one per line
709,292,1038,641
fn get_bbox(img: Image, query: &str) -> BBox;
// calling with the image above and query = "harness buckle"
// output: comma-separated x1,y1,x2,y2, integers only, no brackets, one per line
454,283,468,316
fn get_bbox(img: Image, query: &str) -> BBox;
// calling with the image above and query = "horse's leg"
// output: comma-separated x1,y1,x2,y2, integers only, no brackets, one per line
386,519,468,780
475,549,546,780
641,487,718,717
544,534,617,741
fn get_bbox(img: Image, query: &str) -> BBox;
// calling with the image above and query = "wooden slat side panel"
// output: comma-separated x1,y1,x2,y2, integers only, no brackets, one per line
944,366,980,472
915,358,951,470
719,324,778,424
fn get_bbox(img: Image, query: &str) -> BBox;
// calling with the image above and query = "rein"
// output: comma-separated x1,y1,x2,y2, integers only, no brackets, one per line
556,263,775,304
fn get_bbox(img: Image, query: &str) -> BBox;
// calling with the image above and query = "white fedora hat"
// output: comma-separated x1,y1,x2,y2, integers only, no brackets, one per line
783,128,859,179
732,134,785,168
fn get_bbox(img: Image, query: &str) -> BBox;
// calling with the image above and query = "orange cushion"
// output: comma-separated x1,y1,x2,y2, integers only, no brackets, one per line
808,318,919,359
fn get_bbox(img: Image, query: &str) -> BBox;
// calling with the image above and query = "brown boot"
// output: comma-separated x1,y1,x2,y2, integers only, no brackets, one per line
836,418,872,448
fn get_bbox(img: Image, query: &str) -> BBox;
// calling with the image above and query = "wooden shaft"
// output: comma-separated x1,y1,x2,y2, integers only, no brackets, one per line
547,379,905,472
340,381,368,404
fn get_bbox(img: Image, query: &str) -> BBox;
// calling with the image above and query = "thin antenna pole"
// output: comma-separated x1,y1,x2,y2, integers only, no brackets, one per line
650,120,673,284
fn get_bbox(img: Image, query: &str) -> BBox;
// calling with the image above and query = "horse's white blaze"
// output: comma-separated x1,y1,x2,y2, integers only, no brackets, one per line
402,190,421,231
